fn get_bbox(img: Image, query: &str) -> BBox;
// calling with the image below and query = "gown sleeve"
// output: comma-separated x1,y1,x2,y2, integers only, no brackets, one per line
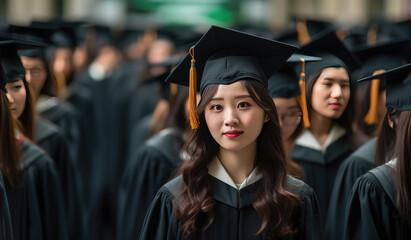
343,173,396,240
0,172,12,240
26,156,69,240
294,183,323,240
139,186,181,240
117,146,178,240
325,155,372,240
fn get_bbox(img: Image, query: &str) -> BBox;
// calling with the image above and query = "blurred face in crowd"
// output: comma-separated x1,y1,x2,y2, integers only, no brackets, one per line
273,97,302,140
5,79,26,118
311,67,350,120
53,48,73,79
21,56,47,99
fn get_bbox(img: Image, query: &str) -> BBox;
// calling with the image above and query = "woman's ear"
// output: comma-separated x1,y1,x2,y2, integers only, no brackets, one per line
264,114,270,123
388,115,395,129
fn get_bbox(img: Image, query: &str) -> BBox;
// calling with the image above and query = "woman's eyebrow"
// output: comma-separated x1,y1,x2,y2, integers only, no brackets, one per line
324,77,350,83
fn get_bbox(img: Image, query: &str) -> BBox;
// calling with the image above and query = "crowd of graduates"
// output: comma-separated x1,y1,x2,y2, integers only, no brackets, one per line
0,16,411,240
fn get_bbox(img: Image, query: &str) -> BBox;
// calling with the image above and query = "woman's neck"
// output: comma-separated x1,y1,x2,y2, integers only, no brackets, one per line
218,144,257,185
309,111,333,147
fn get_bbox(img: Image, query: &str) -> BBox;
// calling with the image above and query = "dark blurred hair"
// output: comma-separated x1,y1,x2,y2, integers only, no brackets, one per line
391,110,411,226
174,80,300,239
353,80,387,140
374,108,399,167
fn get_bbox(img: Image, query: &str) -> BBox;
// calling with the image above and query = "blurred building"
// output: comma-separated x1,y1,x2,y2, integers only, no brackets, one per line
1,0,411,33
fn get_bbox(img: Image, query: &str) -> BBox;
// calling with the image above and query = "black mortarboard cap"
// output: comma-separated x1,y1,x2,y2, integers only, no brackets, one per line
276,18,334,46
352,39,411,85
357,63,411,111
165,25,298,92
268,54,322,98
165,25,298,129
351,39,411,124
0,39,46,92
298,29,360,76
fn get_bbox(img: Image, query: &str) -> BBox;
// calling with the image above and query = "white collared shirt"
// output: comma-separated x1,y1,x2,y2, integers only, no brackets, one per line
208,156,262,190
295,123,346,154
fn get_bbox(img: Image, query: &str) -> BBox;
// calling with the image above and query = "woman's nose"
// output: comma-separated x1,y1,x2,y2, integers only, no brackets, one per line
224,109,239,127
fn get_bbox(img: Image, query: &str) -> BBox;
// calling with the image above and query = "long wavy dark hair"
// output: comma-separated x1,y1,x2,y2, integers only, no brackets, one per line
391,110,411,225
174,80,301,239
0,83,22,187
305,69,357,149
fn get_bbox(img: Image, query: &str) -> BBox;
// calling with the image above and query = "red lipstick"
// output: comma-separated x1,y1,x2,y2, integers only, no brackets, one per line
223,131,243,138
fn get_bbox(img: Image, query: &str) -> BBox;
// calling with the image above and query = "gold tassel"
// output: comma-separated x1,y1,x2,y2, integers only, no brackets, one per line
298,58,310,128
54,72,66,98
367,24,378,46
297,19,311,45
364,69,385,125
189,47,199,129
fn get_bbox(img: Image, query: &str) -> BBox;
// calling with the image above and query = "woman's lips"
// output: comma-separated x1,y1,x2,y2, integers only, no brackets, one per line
223,131,243,138
330,103,342,109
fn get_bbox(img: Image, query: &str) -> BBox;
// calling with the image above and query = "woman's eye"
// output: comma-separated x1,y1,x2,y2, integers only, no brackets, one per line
238,102,250,108
12,85,22,90
211,105,222,111
341,84,350,88
323,83,332,87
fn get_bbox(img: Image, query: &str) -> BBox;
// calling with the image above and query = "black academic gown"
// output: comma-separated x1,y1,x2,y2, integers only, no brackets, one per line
37,96,84,163
117,128,184,240
0,171,13,240
35,117,85,240
290,128,353,220
325,139,376,240
140,175,322,240
6,141,68,240
344,163,411,240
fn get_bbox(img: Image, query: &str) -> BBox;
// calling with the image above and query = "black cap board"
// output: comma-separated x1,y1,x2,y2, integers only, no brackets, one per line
164,25,298,93
357,63,411,111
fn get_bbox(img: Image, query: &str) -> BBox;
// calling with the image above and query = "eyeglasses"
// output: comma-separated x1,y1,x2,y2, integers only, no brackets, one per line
278,111,302,126
25,67,45,78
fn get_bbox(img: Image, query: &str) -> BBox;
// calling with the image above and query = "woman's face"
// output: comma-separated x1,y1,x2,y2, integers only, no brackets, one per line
204,81,267,153
53,48,73,78
311,67,350,120
5,79,26,118
21,56,47,99
273,97,301,141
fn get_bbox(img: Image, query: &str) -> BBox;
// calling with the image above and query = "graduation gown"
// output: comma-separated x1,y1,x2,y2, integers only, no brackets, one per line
290,125,353,219
140,158,322,240
344,161,411,240
325,139,376,240
117,128,184,240
6,141,68,240
0,171,13,240
36,95,84,163
35,117,85,240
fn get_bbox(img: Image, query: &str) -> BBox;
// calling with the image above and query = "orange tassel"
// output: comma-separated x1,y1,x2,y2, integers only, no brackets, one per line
189,47,199,129
364,69,385,125
298,58,310,128
297,19,311,45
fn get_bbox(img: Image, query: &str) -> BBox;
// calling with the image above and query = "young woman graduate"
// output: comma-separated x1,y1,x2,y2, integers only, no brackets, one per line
0,59,14,240
325,39,411,240
0,40,68,240
117,86,190,240
267,54,321,180
140,25,322,240
290,30,360,219
344,63,411,240
1,39,85,240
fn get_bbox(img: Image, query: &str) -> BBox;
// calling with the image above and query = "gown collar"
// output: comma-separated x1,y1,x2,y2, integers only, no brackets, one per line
295,123,346,153
208,156,262,190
